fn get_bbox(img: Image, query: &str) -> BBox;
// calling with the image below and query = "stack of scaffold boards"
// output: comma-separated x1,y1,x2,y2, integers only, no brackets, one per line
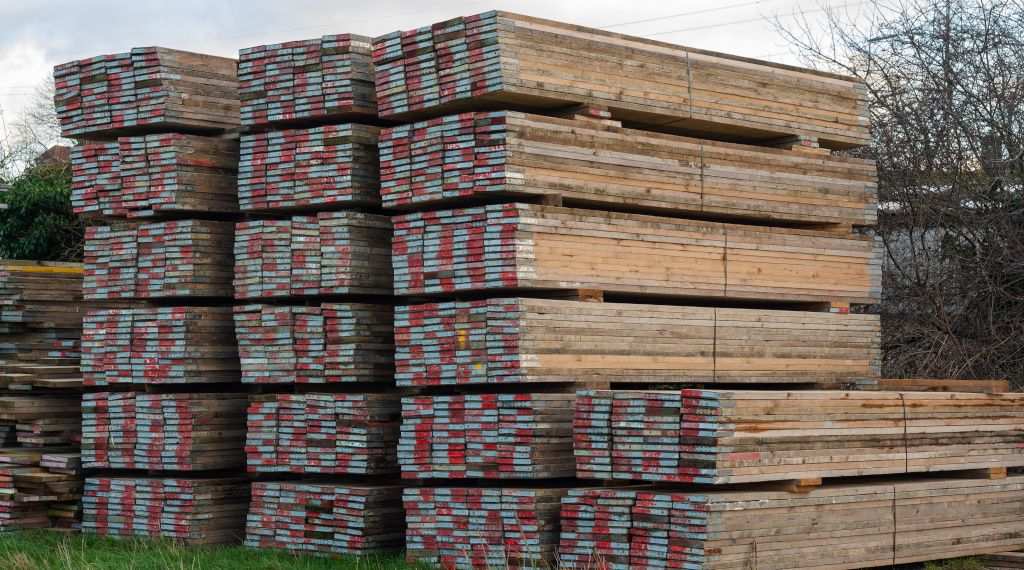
234,32,404,559
0,261,87,531
374,11,1024,570
56,47,250,545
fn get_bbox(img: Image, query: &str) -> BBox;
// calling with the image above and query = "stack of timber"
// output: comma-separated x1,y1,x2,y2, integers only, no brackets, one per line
238,124,380,212
84,220,234,300
983,552,1024,569
573,389,1024,483
392,203,881,302
0,261,83,365
82,476,249,544
404,486,567,568
238,34,376,127
234,303,392,385
54,48,238,138
0,449,83,532
378,111,877,224
399,393,574,479
245,482,404,555
372,12,868,148
394,299,880,387
233,212,391,299
559,477,1024,569
81,307,238,386
70,134,239,218
245,393,399,474
0,396,81,447
81,392,246,470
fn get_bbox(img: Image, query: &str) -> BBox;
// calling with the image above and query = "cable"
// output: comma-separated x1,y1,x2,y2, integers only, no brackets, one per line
644,0,868,37
599,0,782,29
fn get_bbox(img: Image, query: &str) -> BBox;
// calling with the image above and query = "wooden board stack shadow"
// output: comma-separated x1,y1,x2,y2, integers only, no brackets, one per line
234,33,404,558
55,47,250,545
374,10,1024,570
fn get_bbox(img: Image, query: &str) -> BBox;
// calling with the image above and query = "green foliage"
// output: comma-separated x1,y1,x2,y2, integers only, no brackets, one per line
0,165,82,262
923,557,986,570
0,531,417,570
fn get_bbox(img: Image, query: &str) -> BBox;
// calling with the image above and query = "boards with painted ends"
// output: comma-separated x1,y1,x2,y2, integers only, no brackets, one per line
395,298,880,387
379,111,877,226
373,11,869,149
393,204,882,302
574,389,1024,483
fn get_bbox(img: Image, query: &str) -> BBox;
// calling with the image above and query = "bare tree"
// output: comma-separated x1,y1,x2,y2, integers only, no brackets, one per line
0,74,67,181
778,0,1024,387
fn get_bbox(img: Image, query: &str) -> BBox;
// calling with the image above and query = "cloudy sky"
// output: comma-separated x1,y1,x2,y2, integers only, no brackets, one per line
0,0,864,129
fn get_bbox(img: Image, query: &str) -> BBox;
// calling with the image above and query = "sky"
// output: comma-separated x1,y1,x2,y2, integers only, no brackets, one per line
0,0,865,134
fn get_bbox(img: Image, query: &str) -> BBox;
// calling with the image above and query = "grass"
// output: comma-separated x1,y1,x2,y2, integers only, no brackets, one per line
0,531,416,570
923,558,986,570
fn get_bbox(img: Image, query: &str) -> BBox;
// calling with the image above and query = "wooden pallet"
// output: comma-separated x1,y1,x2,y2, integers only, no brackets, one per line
394,297,880,387
54,47,239,139
574,389,1024,484
373,11,869,149
560,475,1024,570
246,481,404,555
392,203,882,303
379,111,877,226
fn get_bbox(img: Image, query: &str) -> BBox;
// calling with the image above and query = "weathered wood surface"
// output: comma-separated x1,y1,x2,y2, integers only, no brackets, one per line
395,298,880,387
373,11,869,148
246,482,404,555
392,203,882,303
379,111,877,225
0,261,83,365
0,448,82,531
55,47,239,138
560,476,1024,570
574,389,1024,483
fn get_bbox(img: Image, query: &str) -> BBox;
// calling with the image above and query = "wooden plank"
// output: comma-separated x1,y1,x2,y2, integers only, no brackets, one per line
392,203,882,303
372,12,870,149
394,298,880,387
379,111,877,226
870,378,1011,394
573,389,1024,484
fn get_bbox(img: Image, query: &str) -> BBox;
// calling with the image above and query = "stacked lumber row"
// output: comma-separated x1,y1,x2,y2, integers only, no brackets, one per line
0,362,83,392
70,134,239,217
0,261,83,364
84,220,234,300
0,449,82,532
245,393,399,474
238,34,376,127
82,476,249,544
559,477,1024,570
238,124,380,212
395,298,881,387
392,203,882,302
233,303,392,385
233,212,391,299
399,393,574,479
0,396,81,447
245,482,404,555
54,47,238,138
378,111,878,225
404,486,567,568
81,307,238,386
372,11,869,148
574,389,1024,483
82,392,246,471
